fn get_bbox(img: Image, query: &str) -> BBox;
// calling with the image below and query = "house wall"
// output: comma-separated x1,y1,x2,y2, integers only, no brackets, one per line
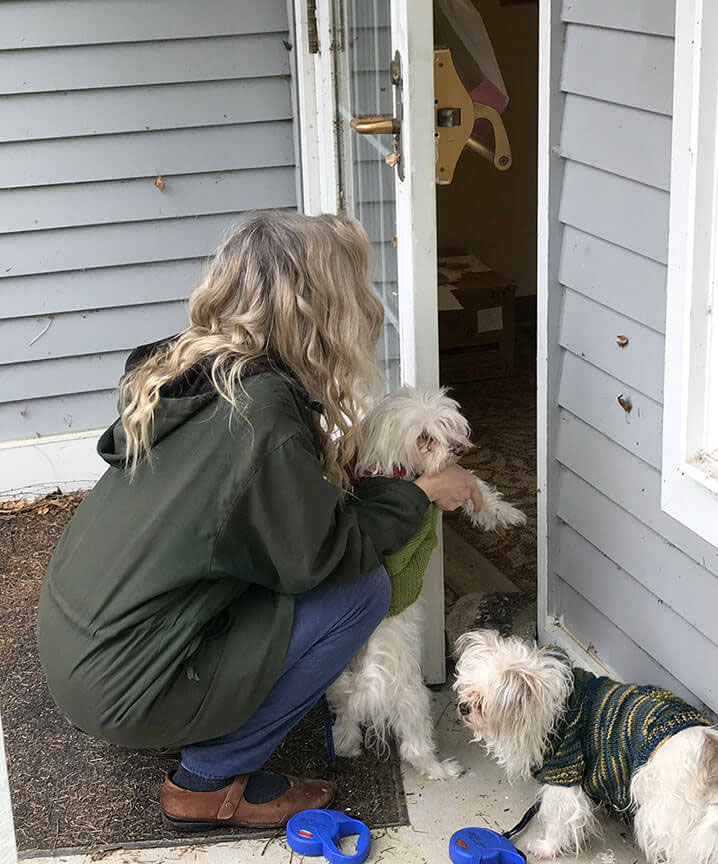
0,0,298,449
548,0,718,714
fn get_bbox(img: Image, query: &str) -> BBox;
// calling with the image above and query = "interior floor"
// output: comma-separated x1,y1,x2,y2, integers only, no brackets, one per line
434,0,539,623
445,320,537,591
441,318,538,652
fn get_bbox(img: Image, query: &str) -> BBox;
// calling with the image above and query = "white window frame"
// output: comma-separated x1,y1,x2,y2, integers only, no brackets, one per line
662,0,718,547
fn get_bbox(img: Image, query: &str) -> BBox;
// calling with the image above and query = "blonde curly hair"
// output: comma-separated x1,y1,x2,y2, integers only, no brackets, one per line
119,211,385,489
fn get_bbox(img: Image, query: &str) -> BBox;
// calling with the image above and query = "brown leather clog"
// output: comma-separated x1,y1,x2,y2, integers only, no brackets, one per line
160,773,336,832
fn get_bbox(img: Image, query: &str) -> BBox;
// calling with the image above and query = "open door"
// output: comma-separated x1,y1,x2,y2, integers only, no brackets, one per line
294,0,445,682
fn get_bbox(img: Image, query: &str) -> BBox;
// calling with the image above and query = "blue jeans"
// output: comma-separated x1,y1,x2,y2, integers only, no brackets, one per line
181,566,391,778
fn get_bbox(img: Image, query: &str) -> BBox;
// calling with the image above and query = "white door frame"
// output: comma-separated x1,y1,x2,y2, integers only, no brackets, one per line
292,0,445,682
535,0,618,676
291,0,340,214
536,0,561,653
389,0,444,685
0,710,18,864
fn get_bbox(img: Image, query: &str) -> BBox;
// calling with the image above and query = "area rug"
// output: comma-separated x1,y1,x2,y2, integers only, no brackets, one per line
444,327,538,596
0,498,407,854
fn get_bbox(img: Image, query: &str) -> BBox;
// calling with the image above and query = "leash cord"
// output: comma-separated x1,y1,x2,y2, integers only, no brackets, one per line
319,694,337,778
502,801,540,839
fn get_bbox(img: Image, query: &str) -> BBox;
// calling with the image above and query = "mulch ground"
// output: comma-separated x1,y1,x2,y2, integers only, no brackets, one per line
445,326,538,596
0,496,406,854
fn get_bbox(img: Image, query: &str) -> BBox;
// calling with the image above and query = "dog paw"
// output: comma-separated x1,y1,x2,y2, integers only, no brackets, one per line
412,756,464,781
334,729,362,758
335,741,362,758
434,757,465,780
466,500,526,534
526,838,561,860
496,501,527,528
332,723,363,758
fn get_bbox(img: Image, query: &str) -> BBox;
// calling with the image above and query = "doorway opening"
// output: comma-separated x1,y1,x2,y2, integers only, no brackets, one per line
433,0,539,649
306,0,539,674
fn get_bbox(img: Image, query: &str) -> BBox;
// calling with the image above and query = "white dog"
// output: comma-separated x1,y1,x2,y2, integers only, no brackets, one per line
327,387,526,780
454,629,718,864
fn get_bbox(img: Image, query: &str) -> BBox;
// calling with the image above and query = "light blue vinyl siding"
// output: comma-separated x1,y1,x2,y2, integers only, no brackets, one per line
551,0,718,714
0,0,297,441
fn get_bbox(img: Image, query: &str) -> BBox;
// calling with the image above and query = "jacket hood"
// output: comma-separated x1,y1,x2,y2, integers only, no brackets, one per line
98,336,284,468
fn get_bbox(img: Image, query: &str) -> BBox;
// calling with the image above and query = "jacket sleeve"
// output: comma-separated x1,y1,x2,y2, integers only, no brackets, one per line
212,427,430,594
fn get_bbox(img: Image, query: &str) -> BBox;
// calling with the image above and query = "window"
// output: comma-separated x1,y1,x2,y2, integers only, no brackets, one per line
662,0,718,545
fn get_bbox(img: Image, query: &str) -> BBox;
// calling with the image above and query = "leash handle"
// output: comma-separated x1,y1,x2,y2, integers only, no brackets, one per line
287,809,371,864
333,817,371,863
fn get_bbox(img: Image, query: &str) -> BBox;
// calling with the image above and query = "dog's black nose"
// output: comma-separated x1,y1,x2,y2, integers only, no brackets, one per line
459,702,471,716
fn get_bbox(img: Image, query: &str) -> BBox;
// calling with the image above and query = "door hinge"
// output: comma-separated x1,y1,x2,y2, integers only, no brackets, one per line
307,0,319,53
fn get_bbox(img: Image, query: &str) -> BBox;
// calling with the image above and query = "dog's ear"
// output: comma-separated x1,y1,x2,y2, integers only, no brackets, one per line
497,666,541,708
453,628,502,660
491,663,560,732
705,729,718,784
490,657,573,744
417,432,435,453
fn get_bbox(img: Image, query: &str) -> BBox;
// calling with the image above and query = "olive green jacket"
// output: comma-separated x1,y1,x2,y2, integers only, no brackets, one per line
36,362,429,749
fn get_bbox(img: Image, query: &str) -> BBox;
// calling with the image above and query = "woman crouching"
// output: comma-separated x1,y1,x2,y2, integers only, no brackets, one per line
36,211,480,831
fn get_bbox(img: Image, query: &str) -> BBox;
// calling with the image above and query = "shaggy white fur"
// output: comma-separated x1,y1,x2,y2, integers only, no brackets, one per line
453,629,574,783
632,726,718,864
331,600,463,780
529,785,601,859
354,387,526,534
328,387,526,780
454,628,718,862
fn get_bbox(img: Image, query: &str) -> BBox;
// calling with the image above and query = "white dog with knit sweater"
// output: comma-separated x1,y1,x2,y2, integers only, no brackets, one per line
454,628,718,864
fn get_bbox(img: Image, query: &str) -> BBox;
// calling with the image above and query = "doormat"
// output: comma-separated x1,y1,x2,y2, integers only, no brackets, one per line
1,497,407,855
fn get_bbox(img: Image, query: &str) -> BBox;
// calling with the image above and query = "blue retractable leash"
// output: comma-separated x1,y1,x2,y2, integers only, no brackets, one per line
288,698,366,862
306,695,537,864
287,809,371,864
450,828,525,864
450,802,540,864
287,802,538,864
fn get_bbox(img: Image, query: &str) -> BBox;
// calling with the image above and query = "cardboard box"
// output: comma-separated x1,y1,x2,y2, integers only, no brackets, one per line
438,270,516,383
437,252,490,286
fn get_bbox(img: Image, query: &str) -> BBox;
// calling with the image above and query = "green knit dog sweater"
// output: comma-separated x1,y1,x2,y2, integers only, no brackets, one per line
384,505,439,617
533,667,711,815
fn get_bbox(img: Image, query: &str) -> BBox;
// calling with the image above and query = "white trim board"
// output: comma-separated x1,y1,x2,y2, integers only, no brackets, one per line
0,710,17,864
661,0,718,548
291,0,339,215
537,0,566,645
542,618,616,679
390,0,444,684
0,430,105,501
536,0,551,647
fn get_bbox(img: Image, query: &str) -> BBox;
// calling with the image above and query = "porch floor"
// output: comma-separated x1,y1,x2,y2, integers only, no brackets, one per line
26,688,646,864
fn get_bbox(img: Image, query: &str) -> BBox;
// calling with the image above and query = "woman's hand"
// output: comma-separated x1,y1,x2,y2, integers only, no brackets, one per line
413,465,483,514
